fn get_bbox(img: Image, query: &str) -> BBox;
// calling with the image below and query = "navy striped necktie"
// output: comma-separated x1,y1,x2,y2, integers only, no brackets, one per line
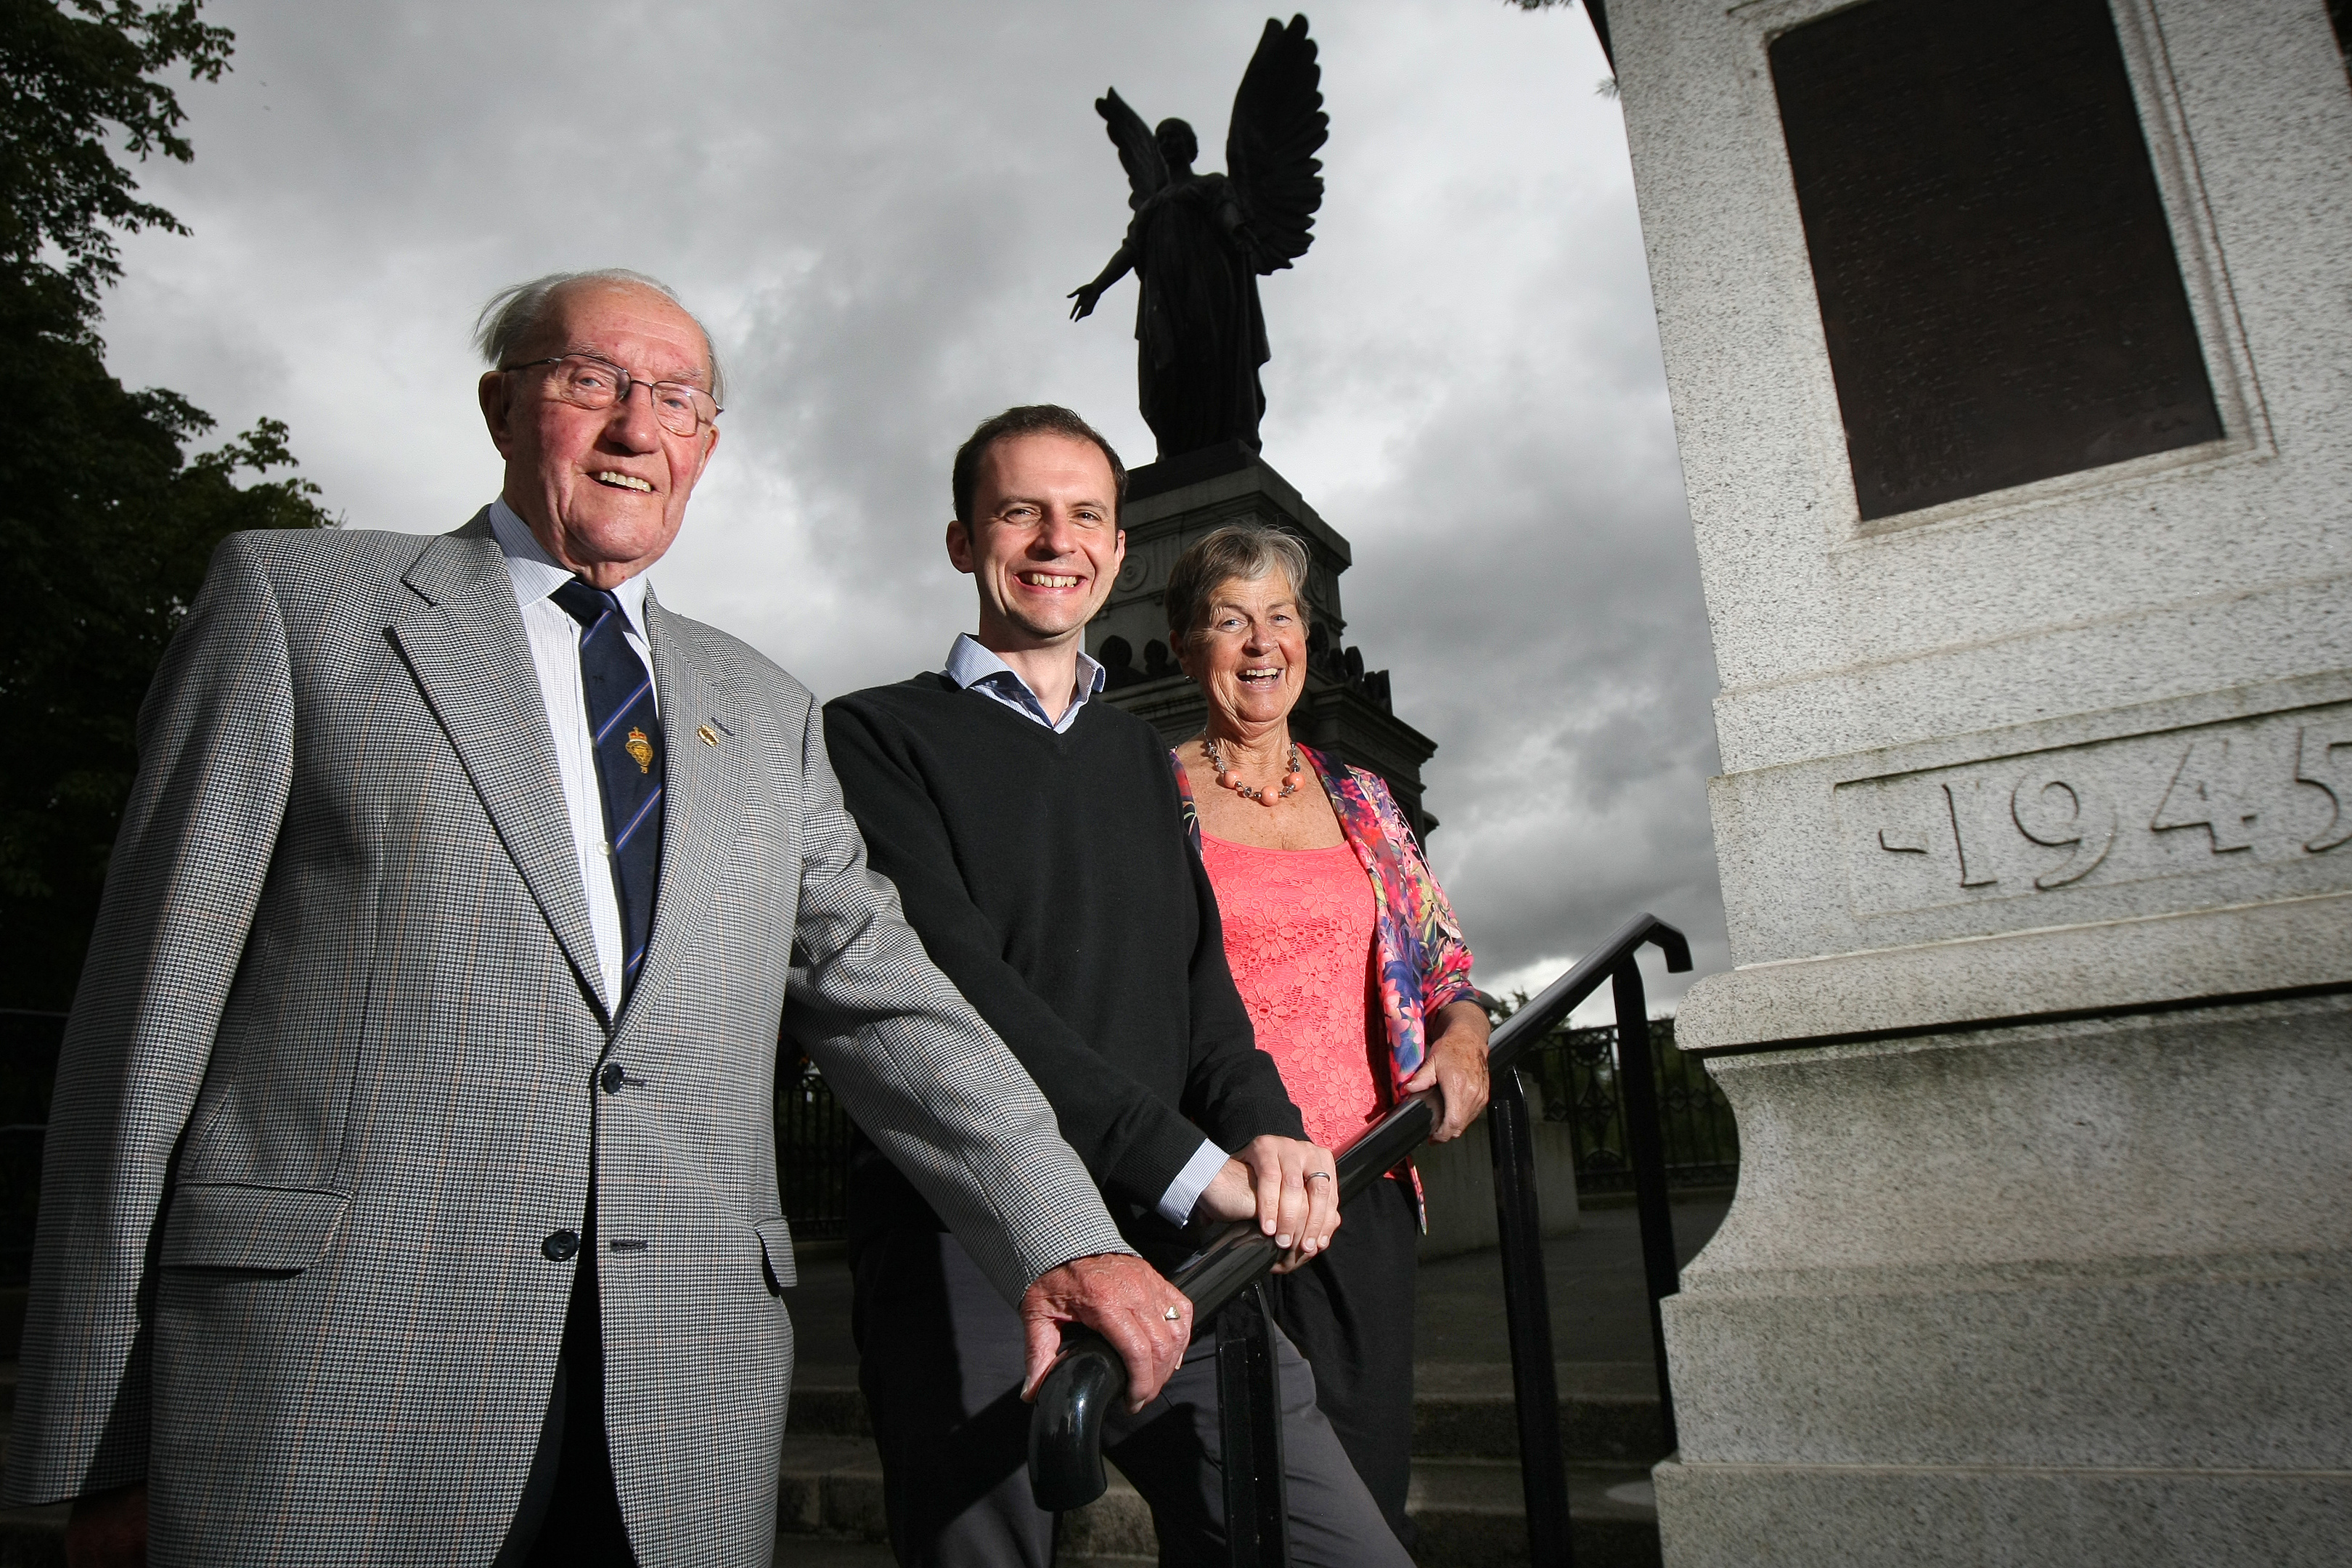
551,577,663,1002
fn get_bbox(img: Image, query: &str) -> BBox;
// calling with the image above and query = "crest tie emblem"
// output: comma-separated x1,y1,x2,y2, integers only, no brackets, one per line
626,728,655,774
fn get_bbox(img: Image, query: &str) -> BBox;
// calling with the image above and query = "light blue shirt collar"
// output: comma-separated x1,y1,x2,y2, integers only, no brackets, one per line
486,497,653,638
943,633,1106,735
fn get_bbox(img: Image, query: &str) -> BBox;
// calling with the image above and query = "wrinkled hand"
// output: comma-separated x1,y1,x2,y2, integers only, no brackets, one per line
1402,1000,1492,1143
1196,1134,1340,1273
1019,1252,1190,1414
1067,283,1103,321
65,1480,145,1567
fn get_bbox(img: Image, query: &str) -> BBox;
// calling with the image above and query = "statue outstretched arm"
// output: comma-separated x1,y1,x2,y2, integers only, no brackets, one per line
1069,243,1135,322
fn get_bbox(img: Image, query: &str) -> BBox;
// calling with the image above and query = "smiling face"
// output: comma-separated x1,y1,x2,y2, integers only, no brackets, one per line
1180,571,1310,732
946,432,1125,650
477,281,720,588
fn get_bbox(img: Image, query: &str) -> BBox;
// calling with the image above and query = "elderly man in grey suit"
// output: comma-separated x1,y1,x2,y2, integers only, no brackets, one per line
1,269,1192,1568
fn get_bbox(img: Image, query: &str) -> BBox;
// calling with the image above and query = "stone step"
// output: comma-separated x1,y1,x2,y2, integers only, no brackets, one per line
787,1366,871,1439
1410,1458,1663,1568
1415,1361,1670,1464
788,1362,1671,1464
770,1539,897,1565
775,1432,1660,1568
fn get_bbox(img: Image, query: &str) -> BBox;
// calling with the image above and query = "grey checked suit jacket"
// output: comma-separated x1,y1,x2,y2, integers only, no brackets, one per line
1,515,1129,1566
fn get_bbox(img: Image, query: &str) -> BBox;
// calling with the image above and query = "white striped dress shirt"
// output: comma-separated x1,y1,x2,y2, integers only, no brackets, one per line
489,498,657,1013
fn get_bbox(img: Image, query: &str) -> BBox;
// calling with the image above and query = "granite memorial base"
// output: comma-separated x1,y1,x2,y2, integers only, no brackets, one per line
1601,0,2352,1559
1654,994,2352,1567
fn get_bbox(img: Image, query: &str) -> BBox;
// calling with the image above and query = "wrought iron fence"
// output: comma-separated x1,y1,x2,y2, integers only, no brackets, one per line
776,1056,854,1240
1516,1016,1740,1193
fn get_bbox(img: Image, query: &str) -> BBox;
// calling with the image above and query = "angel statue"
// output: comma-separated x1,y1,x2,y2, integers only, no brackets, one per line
1068,14,1327,460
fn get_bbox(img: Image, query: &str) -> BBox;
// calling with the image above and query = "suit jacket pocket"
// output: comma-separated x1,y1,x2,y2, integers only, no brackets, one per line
754,1214,796,1294
162,1183,351,1273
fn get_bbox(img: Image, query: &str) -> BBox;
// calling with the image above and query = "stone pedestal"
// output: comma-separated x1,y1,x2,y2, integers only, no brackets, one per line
1655,995,2352,1565
1604,0,2352,1561
1090,442,1440,835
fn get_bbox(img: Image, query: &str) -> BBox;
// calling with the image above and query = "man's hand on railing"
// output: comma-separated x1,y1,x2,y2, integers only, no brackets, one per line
1194,1134,1341,1273
1018,1253,1192,1413
1402,1000,1494,1142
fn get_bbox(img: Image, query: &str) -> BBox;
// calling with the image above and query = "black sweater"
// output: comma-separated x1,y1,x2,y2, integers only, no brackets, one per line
823,674,1304,1264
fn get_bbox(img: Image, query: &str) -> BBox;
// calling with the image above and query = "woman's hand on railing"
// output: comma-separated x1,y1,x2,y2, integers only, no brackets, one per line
1404,1000,1493,1142
1193,1134,1342,1272
1018,1253,1193,1413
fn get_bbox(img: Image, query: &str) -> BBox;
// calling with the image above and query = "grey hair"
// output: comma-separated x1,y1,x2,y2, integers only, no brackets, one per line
1164,523,1312,646
473,269,727,408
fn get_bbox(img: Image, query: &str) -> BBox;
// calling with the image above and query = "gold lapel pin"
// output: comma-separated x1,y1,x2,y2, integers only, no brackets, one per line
697,724,720,747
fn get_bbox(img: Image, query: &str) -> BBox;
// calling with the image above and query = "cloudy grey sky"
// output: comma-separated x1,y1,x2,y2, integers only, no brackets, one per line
99,0,1724,1015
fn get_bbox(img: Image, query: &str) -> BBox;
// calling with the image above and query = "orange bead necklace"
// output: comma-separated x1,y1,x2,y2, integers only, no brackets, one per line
1201,734,1303,807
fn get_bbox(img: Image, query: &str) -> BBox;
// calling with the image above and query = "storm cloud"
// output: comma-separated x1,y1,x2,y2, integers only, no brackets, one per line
100,0,1726,1012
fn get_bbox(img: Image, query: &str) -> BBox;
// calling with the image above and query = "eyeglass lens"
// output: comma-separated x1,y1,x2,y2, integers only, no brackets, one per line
547,357,714,435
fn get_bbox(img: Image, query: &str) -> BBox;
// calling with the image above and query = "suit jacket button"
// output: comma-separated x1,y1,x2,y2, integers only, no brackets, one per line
600,1062,627,1095
542,1229,581,1262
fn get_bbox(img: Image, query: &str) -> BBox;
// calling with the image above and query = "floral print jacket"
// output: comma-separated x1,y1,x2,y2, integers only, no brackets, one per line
1172,743,1479,1101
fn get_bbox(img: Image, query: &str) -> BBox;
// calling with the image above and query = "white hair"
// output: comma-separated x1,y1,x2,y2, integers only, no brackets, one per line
1164,523,1312,647
473,268,727,407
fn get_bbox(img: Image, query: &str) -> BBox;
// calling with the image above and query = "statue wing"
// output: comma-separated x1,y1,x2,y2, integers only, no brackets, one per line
1095,88,1167,211
1225,13,1327,274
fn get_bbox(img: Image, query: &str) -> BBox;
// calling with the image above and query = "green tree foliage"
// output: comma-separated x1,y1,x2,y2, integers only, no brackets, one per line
3,0,229,325
1,1,332,1008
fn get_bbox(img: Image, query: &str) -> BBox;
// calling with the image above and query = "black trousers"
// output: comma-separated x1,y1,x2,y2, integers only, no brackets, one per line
497,1193,638,1567
1265,1172,1419,1547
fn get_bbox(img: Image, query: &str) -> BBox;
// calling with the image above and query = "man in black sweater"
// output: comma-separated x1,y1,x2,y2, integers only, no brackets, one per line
824,406,1408,1568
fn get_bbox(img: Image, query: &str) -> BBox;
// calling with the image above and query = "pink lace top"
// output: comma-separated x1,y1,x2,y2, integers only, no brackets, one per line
1199,831,1384,1153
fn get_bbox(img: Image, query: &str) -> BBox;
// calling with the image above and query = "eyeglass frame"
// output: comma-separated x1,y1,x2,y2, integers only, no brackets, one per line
498,353,723,435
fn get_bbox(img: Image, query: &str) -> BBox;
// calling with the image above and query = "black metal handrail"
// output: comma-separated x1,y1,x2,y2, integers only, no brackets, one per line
1027,911,1693,1561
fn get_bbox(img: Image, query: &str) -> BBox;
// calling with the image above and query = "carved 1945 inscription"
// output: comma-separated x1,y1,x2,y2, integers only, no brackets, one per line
1840,705,2352,916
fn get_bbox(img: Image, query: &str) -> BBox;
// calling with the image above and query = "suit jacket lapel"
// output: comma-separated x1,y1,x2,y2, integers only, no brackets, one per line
391,513,608,1020
620,597,748,1033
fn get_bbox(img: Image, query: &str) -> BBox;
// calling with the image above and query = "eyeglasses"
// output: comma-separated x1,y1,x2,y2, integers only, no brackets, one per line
501,354,721,436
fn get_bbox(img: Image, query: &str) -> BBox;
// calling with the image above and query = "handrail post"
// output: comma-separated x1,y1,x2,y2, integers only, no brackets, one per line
1610,957,1681,1450
1215,1281,1291,1567
1490,1064,1574,1567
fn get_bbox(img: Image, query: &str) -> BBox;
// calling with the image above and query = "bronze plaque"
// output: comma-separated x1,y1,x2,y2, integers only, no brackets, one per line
1770,0,2222,521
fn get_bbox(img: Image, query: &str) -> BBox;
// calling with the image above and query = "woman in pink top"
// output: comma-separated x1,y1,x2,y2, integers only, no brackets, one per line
1162,524,1490,1546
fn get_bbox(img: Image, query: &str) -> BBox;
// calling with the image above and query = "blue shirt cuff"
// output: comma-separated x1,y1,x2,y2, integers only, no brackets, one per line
1157,1139,1230,1227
